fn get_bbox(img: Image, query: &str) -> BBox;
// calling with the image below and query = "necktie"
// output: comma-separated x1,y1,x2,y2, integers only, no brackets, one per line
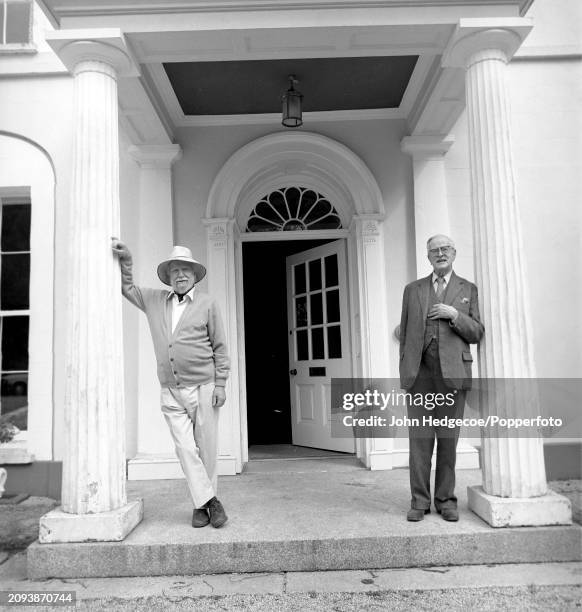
436,276,445,300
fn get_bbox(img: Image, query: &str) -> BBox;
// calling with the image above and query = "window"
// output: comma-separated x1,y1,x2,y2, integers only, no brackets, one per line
246,187,342,232
0,196,30,431
0,0,32,47
292,253,342,361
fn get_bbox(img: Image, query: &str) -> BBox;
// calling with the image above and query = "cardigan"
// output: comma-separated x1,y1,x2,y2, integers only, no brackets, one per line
120,259,230,388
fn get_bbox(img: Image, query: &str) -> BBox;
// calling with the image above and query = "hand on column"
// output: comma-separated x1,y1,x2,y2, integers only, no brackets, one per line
111,237,132,261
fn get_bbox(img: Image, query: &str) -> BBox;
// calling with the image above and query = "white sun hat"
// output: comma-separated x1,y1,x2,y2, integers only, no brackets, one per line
157,246,207,286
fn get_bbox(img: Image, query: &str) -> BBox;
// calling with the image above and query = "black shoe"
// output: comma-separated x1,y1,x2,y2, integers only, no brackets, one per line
206,497,228,528
192,508,210,528
438,507,459,522
407,508,430,522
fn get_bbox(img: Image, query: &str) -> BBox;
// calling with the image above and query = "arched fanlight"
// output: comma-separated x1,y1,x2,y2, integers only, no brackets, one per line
281,75,303,128
246,187,342,232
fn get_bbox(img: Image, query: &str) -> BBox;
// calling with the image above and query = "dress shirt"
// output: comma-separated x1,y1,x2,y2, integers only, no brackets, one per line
431,270,459,323
431,271,452,294
171,286,195,333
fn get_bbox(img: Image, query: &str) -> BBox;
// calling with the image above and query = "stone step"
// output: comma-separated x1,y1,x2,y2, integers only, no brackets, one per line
27,468,581,579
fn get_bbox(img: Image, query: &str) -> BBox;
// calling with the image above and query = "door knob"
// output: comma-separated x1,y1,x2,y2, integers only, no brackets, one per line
289,369,297,375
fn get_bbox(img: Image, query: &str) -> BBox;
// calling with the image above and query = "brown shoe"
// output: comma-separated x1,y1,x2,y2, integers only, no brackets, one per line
407,508,430,521
206,497,228,528
192,508,210,528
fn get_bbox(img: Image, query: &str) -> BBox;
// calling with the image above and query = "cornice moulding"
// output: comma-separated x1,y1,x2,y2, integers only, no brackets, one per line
39,1,534,19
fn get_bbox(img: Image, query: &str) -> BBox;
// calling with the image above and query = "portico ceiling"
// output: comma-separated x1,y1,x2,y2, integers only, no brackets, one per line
164,55,418,115
39,0,534,141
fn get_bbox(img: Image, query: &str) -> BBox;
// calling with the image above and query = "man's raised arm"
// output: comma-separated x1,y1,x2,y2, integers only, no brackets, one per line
111,237,146,311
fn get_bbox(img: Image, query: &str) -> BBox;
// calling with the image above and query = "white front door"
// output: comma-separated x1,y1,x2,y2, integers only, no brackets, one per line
286,240,354,452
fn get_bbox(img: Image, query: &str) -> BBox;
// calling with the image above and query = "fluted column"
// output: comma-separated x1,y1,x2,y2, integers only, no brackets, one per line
465,46,548,498
41,32,143,542
443,20,571,525
64,57,127,514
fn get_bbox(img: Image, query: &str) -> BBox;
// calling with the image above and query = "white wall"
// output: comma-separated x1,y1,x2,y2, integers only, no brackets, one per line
5,0,576,465
172,119,414,380
0,75,74,461
445,0,582,379
0,76,143,461
519,0,582,57
510,57,582,378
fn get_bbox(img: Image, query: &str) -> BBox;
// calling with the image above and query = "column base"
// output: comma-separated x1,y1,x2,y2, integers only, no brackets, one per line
128,454,238,479
39,499,143,543
468,485,572,527
368,450,393,470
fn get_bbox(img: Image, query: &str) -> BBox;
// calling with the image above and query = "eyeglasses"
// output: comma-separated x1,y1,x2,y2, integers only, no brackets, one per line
428,246,454,256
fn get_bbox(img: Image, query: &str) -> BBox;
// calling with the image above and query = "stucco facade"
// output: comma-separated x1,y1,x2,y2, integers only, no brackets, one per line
0,0,580,501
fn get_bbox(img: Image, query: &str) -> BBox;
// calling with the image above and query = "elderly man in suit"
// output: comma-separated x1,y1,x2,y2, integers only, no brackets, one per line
399,235,484,522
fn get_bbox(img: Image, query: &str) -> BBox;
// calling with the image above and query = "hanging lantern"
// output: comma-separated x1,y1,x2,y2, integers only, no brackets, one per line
281,75,303,128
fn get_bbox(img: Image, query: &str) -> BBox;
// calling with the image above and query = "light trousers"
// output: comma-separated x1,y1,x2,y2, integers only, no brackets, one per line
161,383,219,509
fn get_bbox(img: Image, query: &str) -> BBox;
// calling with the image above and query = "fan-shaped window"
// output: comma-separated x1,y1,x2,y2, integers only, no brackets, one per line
246,187,342,232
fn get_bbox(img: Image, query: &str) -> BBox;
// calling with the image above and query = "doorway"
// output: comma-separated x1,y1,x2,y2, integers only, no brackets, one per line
243,239,334,449
243,240,331,446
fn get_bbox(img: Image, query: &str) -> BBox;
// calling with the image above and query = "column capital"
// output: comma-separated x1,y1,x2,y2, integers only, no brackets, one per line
46,29,140,77
203,218,236,247
401,135,455,159
350,214,384,238
128,145,182,169
442,18,533,69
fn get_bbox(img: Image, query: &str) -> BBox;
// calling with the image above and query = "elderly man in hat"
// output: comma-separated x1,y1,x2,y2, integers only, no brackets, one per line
111,238,230,528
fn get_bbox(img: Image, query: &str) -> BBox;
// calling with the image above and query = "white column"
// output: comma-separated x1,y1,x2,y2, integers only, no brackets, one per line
203,219,241,474
443,20,571,526
401,135,454,276
126,145,182,478
350,215,393,470
41,33,143,542
401,134,479,470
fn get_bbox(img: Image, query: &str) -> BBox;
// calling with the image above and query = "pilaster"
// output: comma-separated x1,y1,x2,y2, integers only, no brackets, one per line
401,135,454,277
203,218,241,474
350,215,393,469
127,145,181,462
401,134,479,469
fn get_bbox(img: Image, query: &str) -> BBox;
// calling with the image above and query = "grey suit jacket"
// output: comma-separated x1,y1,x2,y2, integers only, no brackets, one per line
399,272,484,390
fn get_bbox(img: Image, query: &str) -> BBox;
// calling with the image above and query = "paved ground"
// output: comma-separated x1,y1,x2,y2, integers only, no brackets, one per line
52,587,582,611
0,478,580,610
1,550,581,610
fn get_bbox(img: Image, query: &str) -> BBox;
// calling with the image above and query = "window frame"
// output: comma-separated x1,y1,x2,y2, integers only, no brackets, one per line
0,138,55,464
0,0,35,54
0,196,31,439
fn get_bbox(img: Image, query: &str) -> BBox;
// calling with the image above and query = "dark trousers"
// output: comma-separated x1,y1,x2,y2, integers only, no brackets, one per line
408,340,466,510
